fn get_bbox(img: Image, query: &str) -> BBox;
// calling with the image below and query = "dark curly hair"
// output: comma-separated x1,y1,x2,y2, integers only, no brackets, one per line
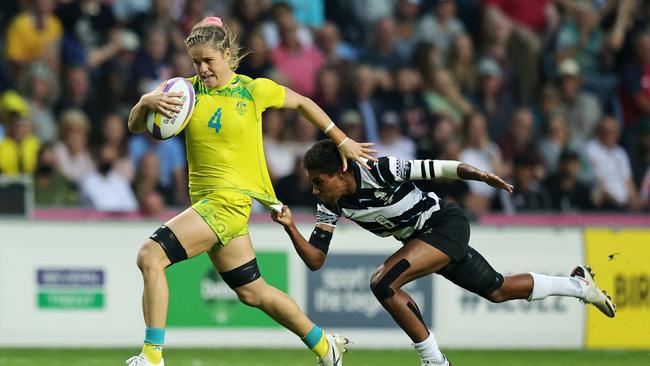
303,140,346,175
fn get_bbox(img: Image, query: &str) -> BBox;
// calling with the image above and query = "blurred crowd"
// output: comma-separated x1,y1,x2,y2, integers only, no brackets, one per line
0,0,649,218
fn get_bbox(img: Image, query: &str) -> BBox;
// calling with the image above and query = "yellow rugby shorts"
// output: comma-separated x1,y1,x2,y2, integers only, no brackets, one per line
190,190,252,246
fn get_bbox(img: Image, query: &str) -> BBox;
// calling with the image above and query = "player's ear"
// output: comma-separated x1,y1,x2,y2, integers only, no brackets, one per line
223,48,232,62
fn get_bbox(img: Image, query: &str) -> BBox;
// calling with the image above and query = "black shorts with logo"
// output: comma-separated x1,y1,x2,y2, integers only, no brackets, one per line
410,201,504,300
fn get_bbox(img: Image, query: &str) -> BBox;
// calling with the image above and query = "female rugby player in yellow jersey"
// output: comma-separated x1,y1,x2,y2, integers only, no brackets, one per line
124,17,376,366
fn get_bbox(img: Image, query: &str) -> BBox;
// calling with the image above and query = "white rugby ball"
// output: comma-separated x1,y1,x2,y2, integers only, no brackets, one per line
146,77,195,140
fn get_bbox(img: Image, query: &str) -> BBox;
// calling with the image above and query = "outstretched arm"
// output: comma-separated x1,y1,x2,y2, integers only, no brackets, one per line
271,205,331,271
457,162,514,193
392,157,513,193
283,87,377,171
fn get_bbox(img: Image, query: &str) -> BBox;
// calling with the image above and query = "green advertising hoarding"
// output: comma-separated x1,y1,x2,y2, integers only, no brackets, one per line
167,251,287,327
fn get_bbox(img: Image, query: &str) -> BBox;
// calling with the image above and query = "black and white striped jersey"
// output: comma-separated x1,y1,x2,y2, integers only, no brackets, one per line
316,156,443,240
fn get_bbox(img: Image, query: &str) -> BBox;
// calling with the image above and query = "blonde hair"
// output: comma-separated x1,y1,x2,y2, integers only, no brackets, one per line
59,108,90,138
184,21,249,70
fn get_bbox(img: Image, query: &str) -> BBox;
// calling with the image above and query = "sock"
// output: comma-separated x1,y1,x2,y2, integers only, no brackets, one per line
528,273,583,301
413,331,444,363
301,324,329,358
142,327,165,364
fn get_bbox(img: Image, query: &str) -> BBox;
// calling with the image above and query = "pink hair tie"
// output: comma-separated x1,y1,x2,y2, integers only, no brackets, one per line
201,16,223,26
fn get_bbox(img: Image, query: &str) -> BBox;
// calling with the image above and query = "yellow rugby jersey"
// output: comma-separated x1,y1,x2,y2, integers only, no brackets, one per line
185,73,285,207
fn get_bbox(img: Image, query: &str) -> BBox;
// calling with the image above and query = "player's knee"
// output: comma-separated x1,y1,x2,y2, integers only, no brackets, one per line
233,284,264,308
369,259,411,302
136,240,169,272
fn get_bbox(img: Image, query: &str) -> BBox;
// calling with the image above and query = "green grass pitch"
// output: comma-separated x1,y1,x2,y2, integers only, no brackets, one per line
0,348,648,366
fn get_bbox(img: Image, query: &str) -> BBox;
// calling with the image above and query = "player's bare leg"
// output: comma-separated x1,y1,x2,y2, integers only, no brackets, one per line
208,234,315,335
370,239,452,366
208,235,348,365
130,208,219,365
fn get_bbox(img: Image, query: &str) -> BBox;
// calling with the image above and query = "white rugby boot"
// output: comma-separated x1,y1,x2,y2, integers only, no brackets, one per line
125,354,164,366
421,354,452,366
317,334,350,366
571,265,616,318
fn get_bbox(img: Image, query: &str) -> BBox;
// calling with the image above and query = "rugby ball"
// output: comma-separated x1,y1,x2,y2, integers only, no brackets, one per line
146,77,195,140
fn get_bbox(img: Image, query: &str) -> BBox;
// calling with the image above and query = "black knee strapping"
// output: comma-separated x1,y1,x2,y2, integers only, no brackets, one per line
149,225,188,266
438,246,504,300
219,258,261,289
371,258,411,301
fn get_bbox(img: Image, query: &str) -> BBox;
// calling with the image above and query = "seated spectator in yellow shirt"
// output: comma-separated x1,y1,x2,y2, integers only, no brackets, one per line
0,91,41,176
5,0,62,73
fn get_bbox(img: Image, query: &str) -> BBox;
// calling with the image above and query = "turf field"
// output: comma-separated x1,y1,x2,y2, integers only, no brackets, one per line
0,348,648,366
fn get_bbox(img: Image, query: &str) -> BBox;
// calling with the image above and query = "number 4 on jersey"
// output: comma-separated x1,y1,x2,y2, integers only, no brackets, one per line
207,107,222,133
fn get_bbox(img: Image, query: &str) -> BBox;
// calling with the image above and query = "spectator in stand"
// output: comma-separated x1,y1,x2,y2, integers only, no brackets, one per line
447,32,477,96
128,132,187,206
554,1,617,105
274,157,317,209
238,32,274,80
619,31,650,133
262,109,294,183
415,0,465,62
315,21,358,66
534,84,562,134
556,58,602,149
132,24,172,96
128,0,185,53
17,62,58,143
538,113,572,175
374,110,416,160
392,0,423,58
480,8,514,98
313,66,345,126
0,91,40,176
179,0,207,36
53,109,94,185
391,66,432,143
496,154,553,214
54,66,93,120
345,0,395,42
33,143,79,206
360,17,407,71
499,107,544,180
99,113,134,183
133,153,166,217
262,1,313,49
411,41,443,84
470,57,513,141
337,109,366,143
55,0,121,69
423,67,473,126
459,112,504,217
543,149,594,212
80,144,138,213
5,0,62,74
346,64,382,143
289,114,319,160
586,115,640,211
231,0,266,39
416,115,457,160
483,0,547,105
269,20,324,98
92,62,138,121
